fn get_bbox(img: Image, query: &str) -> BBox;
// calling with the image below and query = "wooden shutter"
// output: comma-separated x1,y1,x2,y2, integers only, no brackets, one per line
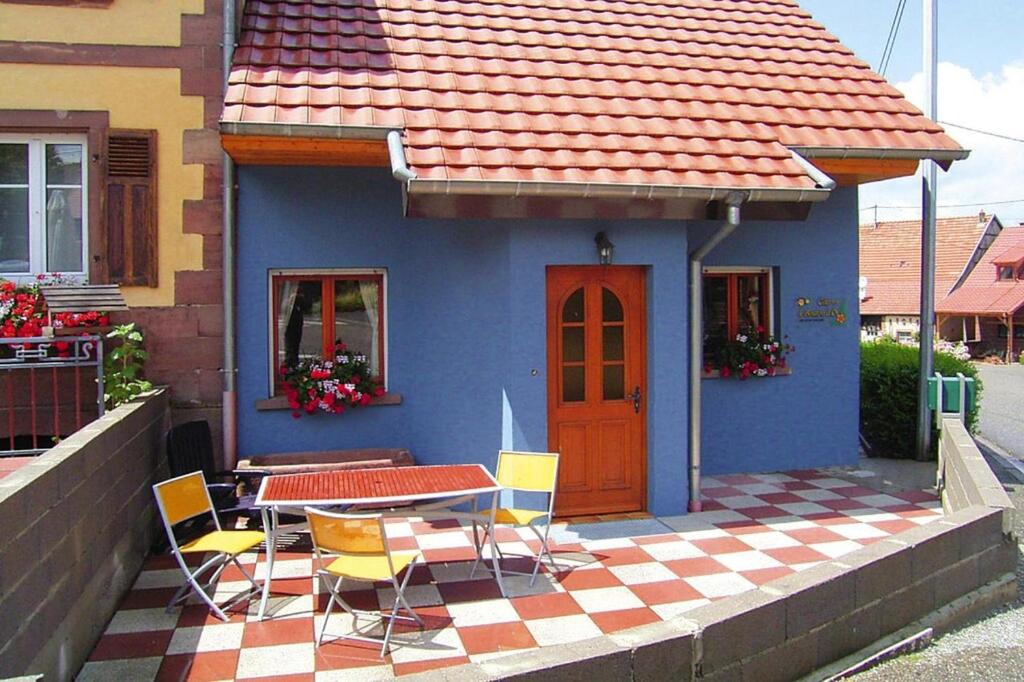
105,130,157,287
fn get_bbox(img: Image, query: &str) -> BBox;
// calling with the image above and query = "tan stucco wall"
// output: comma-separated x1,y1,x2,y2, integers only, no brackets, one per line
0,0,204,47
0,63,206,307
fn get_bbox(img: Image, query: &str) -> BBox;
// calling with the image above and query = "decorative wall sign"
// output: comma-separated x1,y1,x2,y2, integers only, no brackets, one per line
795,297,847,326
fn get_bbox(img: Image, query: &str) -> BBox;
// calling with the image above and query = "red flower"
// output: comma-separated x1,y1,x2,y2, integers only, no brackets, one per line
304,402,316,413
720,366,730,378
360,394,372,406
373,387,385,397
351,375,361,384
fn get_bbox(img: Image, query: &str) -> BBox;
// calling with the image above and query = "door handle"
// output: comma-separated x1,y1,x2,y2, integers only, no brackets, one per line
630,386,641,414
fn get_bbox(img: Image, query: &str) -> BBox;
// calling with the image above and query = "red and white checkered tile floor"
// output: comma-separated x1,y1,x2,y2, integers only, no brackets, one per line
78,469,942,681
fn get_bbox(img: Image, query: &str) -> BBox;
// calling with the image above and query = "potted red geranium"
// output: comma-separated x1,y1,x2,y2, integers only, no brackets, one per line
280,340,386,418
705,326,793,379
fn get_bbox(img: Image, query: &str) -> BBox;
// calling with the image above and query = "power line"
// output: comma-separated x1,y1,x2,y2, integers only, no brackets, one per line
878,0,907,77
938,120,1024,144
859,198,1024,211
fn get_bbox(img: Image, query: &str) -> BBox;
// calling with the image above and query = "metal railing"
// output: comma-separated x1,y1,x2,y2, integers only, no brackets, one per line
0,334,104,456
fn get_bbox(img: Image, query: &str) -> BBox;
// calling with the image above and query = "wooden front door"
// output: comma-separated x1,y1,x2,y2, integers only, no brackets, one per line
546,265,646,517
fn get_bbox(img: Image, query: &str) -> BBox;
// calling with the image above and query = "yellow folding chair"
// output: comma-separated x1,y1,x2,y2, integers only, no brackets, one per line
471,450,560,585
153,471,265,621
306,507,423,656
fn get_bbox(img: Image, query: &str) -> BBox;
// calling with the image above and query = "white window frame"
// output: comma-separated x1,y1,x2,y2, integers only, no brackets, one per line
0,133,90,282
701,265,775,336
266,267,389,397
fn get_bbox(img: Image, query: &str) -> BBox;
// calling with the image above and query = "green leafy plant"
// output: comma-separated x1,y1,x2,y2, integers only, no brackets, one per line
104,323,152,408
860,340,981,459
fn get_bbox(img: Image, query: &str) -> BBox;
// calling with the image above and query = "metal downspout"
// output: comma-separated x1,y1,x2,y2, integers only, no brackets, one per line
222,0,237,468
688,193,744,512
387,130,415,183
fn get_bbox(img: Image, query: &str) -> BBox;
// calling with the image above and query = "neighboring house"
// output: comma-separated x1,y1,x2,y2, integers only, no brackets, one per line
859,212,1004,342
937,227,1024,361
0,2,225,429
218,1,965,516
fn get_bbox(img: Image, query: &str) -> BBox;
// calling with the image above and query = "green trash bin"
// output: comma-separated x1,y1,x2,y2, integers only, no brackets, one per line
927,375,976,413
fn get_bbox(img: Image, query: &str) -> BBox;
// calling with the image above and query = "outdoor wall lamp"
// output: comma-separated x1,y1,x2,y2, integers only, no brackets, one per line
595,231,614,265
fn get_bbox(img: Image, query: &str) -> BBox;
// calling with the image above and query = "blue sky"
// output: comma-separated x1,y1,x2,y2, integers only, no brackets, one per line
799,1,1024,226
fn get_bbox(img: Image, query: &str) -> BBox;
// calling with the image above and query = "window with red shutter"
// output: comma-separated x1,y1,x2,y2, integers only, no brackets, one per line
105,129,157,287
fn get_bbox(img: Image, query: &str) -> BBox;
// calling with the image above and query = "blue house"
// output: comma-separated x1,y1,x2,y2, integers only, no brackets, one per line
219,0,965,517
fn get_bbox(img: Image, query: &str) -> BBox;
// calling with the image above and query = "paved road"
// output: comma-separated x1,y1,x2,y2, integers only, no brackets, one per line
975,363,1024,458
849,444,1024,681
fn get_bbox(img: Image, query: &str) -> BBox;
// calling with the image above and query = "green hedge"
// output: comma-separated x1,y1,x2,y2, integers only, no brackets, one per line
860,340,981,459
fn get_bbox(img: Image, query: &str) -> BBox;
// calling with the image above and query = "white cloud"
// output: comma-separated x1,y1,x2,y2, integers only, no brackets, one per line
859,61,1024,226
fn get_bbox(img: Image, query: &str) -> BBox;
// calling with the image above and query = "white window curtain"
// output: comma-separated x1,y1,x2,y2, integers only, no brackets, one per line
358,280,380,375
278,281,300,365
46,189,79,272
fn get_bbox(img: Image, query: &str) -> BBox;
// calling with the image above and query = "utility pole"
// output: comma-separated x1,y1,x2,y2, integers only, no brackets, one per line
916,0,938,460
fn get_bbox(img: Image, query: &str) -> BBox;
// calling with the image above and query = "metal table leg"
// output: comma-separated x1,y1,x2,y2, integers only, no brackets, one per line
488,490,506,597
257,506,277,620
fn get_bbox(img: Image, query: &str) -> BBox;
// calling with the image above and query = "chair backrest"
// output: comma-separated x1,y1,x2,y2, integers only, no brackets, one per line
153,471,219,542
307,508,387,556
166,421,216,479
496,450,560,493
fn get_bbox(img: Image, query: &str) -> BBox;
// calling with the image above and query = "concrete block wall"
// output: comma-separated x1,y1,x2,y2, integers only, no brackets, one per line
0,390,169,682
412,439,1018,681
941,417,1016,529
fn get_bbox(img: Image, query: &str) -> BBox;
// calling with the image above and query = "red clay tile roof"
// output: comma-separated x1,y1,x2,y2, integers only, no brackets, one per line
222,0,964,194
859,214,993,315
992,244,1024,266
937,228,1024,315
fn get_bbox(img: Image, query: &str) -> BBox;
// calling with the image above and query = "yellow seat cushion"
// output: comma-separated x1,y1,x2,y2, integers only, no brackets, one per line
492,508,549,526
323,551,419,582
179,530,265,556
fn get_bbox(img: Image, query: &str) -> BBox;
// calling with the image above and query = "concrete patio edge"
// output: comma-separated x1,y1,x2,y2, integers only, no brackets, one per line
406,438,1018,682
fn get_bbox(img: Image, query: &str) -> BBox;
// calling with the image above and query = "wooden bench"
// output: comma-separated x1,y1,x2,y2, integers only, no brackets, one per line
236,448,414,476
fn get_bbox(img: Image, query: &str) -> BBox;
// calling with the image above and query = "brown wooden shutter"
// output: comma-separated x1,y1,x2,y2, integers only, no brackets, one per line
105,129,157,287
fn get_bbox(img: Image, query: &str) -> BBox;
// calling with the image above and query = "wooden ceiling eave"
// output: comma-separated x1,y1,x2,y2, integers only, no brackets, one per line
220,134,390,166
809,157,921,186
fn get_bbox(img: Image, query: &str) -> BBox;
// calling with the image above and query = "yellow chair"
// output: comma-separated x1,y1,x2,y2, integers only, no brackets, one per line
306,507,423,656
153,471,265,621
471,450,560,585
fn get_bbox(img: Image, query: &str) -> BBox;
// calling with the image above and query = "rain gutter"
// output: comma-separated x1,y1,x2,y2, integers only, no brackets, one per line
405,178,830,203
219,121,395,141
790,146,969,161
221,0,238,468
791,146,970,171
687,192,745,512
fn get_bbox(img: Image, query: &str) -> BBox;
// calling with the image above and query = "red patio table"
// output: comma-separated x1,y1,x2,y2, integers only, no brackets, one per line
253,463,505,620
